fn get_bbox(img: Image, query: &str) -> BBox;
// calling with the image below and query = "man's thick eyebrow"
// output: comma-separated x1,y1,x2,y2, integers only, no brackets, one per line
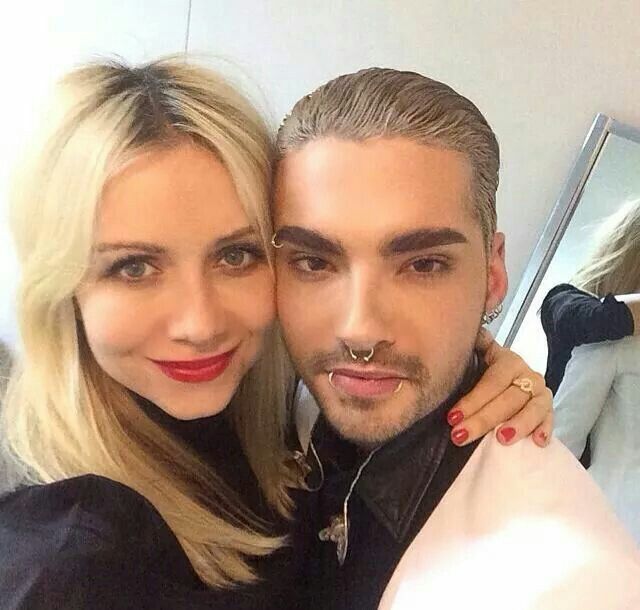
94,227,258,255
274,226,344,256
380,228,469,256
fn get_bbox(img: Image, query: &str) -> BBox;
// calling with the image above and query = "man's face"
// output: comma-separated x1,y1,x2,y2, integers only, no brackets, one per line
274,137,507,447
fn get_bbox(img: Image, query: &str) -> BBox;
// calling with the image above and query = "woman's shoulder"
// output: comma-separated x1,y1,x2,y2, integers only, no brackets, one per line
0,474,165,541
0,475,203,609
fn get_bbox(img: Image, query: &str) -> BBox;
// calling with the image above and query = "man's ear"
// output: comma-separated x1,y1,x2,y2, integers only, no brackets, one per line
485,232,508,311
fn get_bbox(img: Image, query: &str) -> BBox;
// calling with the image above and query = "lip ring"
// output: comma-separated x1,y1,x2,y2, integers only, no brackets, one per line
328,371,336,389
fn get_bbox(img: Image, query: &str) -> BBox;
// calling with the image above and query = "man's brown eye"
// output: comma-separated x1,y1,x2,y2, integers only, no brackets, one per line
294,256,329,272
411,259,438,273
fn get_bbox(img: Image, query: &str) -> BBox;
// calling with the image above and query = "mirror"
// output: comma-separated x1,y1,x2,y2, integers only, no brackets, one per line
498,113,640,544
499,114,640,359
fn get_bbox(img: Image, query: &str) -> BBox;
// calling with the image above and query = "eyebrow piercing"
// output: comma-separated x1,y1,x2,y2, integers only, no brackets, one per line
271,233,284,249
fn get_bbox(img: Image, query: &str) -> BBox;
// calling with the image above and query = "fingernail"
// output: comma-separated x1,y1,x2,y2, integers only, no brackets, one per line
537,430,548,444
498,426,516,444
452,428,469,445
447,409,464,426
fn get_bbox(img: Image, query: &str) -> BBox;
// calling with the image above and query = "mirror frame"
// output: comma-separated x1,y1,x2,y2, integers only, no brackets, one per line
497,113,640,347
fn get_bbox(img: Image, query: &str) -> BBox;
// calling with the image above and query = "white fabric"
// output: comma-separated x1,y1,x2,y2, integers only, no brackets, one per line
554,336,640,543
379,434,640,610
294,382,320,453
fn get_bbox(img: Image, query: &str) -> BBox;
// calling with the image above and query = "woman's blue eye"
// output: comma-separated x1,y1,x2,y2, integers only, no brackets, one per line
120,261,150,278
223,249,250,267
219,245,265,269
106,256,156,281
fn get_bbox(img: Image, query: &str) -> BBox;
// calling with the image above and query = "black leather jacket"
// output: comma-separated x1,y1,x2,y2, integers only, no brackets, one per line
297,360,483,610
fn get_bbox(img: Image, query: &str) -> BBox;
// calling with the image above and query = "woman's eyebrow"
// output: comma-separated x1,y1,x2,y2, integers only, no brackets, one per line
94,227,259,256
212,226,258,249
94,242,165,254
379,228,468,257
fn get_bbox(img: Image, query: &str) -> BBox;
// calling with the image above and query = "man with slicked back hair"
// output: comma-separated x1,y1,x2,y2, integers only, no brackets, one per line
274,68,640,610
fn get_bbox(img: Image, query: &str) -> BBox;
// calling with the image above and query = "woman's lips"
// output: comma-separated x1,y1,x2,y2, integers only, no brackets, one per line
151,350,236,383
329,367,405,398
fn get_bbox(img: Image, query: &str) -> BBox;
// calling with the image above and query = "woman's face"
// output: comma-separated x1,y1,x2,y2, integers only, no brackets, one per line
76,142,275,419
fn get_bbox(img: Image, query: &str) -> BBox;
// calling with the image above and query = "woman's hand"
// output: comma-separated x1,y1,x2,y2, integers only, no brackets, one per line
447,328,553,447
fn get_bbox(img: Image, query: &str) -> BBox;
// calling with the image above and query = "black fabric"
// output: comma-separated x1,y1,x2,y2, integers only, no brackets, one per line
299,365,482,610
0,399,305,610
540,283,634,394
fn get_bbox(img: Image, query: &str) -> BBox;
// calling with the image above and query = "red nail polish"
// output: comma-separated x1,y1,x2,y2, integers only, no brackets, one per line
537,430,548,443
447,409,464,426
499,426,516,443
452,428,469,445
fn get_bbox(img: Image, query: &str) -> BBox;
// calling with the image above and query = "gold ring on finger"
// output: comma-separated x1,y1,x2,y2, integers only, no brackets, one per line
511,377,535,398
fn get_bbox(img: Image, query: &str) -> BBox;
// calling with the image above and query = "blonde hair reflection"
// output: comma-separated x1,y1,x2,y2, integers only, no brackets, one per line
1,56,295,587
572,198,640,296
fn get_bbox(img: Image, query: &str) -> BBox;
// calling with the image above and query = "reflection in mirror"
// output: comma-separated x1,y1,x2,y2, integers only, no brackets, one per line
500,114,640,544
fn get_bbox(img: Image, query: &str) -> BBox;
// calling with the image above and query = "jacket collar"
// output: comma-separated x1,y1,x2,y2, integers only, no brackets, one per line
311,355,482,543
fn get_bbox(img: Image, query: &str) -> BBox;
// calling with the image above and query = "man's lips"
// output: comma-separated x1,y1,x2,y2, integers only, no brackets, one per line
328,366,406,398
150,349,236,383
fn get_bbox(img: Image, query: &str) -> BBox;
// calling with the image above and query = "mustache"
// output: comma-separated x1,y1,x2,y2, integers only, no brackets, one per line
306,347,426,380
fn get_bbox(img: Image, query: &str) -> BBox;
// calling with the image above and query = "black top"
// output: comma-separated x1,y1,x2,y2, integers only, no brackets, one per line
299,366,482,610
0,400,304,610
540,283,635,394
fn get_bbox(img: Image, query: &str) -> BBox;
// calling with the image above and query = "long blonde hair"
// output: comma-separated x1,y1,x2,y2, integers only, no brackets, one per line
1,56,296,587
572,199,640,296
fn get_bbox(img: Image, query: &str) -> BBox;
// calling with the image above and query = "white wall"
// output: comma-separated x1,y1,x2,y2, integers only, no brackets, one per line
188,0,640,339
2,1,640,352
0,1,189,346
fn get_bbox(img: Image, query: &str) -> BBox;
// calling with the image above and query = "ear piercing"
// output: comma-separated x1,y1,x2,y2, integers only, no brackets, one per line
482,303,503,325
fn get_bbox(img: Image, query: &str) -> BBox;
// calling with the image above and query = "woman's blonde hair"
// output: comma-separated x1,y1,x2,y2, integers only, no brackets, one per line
572,199,640,296
1,56,296,587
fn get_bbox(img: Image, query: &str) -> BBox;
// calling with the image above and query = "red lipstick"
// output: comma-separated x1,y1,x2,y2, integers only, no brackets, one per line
151,350,235,383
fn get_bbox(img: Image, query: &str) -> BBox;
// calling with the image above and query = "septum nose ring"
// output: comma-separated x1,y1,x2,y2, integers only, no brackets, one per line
348,347,375,363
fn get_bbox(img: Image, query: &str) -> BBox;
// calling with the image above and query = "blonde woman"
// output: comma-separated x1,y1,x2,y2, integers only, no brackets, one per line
0,58,551,609
542,200,640,395
554,199,640,543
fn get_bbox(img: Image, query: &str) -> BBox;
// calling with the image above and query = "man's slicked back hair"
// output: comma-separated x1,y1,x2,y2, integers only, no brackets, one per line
277,67,500,249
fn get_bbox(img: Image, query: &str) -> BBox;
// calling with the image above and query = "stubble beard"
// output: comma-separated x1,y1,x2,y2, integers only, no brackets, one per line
299,348,475,449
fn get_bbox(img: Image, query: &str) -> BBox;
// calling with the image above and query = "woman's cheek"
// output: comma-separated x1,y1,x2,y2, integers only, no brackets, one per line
234,271,277,332
77,289,153,357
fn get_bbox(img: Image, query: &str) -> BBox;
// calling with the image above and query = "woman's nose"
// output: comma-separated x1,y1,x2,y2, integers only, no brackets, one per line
167,279,229,348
